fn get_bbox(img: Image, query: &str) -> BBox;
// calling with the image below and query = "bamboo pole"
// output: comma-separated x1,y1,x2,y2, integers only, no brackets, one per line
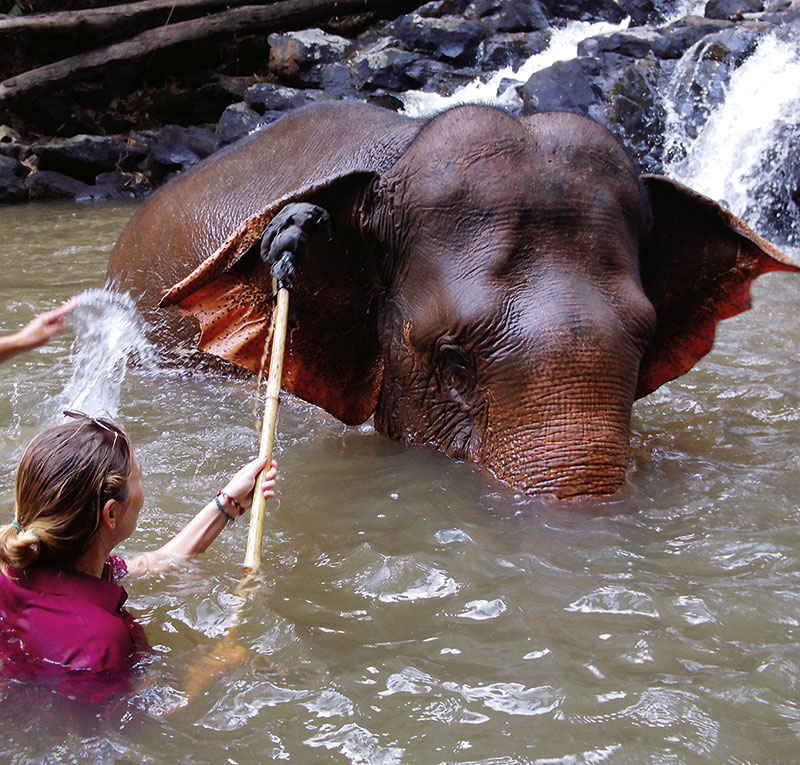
244,285,290,572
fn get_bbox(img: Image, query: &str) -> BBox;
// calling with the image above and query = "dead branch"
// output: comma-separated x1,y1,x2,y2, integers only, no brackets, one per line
0,0,274,38
0,0,416,107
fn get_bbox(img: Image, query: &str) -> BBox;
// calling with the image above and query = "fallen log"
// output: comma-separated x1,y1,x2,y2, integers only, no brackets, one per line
0,0,273,38
0,0,418,107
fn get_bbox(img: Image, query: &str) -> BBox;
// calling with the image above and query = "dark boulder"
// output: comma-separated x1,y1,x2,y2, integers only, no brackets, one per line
0,126,31,163
268,29,356,87
75,171,143,202
216,103,270,146
391,12,488,64
33,135,127,184
660,24,764,159
244,83,326,114
466,0,549,31
519,58,601,114
595,53,666,171
538,0,627,23
705,0,764,18
479,31,552,71
579,16,735,60
132,125,219,182
351,41,432,90
26,170,87,200
0,155,29,203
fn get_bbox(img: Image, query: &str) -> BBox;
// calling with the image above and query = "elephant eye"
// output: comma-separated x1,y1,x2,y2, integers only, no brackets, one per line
436,341,476,394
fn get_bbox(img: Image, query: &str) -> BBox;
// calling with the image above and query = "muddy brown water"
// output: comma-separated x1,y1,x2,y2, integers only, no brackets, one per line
0,200,798,762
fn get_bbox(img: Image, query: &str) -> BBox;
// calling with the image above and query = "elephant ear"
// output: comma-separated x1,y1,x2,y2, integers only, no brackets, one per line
157,101,423,424
636,174,799,399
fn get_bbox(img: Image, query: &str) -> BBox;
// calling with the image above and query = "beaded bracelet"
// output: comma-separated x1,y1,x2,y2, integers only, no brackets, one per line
214,492,235,523
214,490,244,521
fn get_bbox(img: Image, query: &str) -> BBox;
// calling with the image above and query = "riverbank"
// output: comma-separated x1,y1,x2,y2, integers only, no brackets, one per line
1,0,798,231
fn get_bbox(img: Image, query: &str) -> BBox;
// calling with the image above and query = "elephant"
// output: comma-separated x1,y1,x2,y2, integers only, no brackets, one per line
107,100,798,499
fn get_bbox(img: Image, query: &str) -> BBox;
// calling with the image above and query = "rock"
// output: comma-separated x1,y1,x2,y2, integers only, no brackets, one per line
268,29,356,86
705,0,764,17
0,125,23,144
661,25,763,149
479,31,552,71
391,13,488,64
75,171,142,202
0,129,32,163
0,142,31,162
244,83,326,114
617,0,670,26
519,58,600,114
33,135,127,184
466,0,549,31
654,16,735,58
579,16,734,60
350,40,431,91
538,0,627,23
399,57,457,88
601,54,666,170
26,170,88,200
0,155,29,203
206,73,247,101
133,125,219,182
318,63,361,98
578,27,664,59
216,102,270,146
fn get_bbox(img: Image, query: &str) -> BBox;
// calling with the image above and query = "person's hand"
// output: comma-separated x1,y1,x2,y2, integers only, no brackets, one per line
15,297,77,350
221,457,278,514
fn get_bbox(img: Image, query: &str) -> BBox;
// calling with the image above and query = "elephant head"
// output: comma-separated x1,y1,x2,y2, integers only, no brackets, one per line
107,101,798,499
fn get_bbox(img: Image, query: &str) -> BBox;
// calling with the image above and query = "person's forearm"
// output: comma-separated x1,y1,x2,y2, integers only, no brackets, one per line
155,500,232,558
126,500,233,575
0,331,32,363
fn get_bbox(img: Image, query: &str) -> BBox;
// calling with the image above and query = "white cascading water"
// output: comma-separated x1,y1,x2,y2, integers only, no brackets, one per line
400,18,630,117
663,26,800,256
58,288,156,417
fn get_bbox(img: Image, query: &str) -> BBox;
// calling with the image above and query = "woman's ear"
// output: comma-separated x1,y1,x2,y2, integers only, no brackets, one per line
101,498,119,531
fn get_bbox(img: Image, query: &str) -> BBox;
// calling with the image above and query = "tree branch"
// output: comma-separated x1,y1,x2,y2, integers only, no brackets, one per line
0,0,417,107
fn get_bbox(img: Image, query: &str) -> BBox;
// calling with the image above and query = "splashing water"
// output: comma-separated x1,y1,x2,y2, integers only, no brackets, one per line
663,28,800,256
400,19,629,118
58,288,157,417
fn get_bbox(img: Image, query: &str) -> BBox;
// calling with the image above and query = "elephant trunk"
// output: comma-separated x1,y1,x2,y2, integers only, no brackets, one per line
483,399,634,499
479,341,640,499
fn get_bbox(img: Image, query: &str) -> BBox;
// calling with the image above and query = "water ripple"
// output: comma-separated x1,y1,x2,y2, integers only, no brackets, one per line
566,586,660,618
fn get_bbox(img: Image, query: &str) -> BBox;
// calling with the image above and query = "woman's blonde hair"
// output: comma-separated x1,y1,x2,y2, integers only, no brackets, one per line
0,414,133,573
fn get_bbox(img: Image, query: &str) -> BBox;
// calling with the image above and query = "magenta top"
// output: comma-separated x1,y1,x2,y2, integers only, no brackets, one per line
0,556,149,677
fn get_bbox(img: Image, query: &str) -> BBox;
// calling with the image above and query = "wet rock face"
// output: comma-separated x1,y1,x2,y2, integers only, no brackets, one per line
0,154,29,202
2,0,798,207
33,135,127,184
268,29,357,86
705,0,765,19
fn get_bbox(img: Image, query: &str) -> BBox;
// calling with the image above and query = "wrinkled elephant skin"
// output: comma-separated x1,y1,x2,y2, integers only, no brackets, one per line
107,102,798,499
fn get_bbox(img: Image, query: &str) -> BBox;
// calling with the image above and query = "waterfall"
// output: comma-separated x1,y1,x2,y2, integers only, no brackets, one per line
400,19,630,118
663,26,800,257
58,288,157,418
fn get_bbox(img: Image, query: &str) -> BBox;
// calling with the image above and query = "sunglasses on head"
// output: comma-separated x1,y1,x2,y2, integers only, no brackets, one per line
63,409,124,449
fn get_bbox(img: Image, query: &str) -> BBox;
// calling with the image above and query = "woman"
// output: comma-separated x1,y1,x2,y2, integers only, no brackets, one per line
0,411,278,677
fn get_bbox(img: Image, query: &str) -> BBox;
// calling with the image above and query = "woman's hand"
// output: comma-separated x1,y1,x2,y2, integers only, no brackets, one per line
15,298,77,349
221,457,278,514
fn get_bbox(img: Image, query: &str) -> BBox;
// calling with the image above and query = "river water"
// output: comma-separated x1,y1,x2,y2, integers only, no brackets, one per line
1,33,800,765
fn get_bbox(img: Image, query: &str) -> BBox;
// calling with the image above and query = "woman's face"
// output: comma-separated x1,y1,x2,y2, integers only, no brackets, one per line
116,454,144,543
